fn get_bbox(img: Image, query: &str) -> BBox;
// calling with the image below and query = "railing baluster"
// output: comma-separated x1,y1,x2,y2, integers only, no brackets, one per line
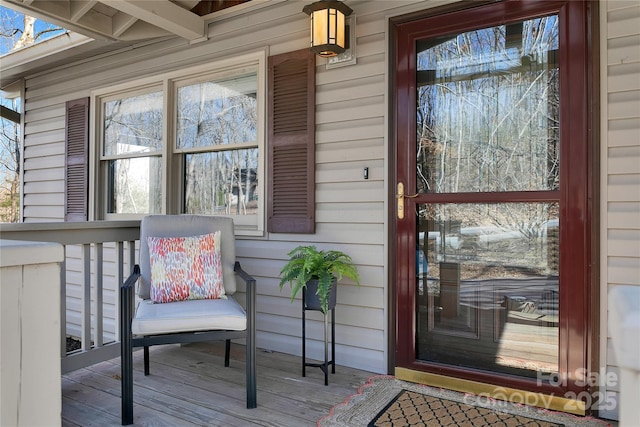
95,243,104,348
82,244,91,351
128,241,136,273
60,250,67,358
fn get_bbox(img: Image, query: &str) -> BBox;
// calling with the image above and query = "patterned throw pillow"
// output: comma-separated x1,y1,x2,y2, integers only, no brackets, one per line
147,231,225,303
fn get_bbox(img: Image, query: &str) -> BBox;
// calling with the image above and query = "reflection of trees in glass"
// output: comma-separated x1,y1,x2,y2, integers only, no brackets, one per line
104,92,163,155
421,202,559,273
416,16,559,194
101,71,260,216
108,158,162,214
103,91,163,214
184,149,258,215
177,76,257,149
415,17,561,273
178,74,259,216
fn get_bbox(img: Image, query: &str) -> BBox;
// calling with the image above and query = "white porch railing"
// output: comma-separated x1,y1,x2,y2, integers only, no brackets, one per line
0,220,140,373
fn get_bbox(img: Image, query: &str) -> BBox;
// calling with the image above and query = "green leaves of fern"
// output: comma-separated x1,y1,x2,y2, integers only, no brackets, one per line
278,245,360,314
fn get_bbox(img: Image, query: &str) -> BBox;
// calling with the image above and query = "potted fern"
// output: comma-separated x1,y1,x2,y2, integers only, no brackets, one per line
279,245,360,314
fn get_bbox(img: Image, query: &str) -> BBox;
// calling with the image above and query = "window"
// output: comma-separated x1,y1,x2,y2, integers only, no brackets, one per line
176,72,259,223
102,89,163,215
94,52,265,234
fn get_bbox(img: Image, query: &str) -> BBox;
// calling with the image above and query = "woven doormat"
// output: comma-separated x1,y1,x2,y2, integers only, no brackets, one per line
318,376,612,427
370,389,560,426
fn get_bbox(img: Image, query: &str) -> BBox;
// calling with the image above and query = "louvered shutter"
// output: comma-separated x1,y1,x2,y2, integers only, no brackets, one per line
65,98,89,221
267,49,316,233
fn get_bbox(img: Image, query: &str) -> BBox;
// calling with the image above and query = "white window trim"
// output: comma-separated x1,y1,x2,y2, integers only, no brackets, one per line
89,50,267,236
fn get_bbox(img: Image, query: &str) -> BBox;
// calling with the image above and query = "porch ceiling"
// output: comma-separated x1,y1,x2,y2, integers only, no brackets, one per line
0,0,265,91
2,0,253,42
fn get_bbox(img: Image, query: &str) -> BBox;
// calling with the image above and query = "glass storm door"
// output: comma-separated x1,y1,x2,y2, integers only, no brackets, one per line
393,0,593,401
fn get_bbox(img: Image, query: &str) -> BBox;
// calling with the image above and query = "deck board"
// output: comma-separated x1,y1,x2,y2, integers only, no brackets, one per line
62,342,374,426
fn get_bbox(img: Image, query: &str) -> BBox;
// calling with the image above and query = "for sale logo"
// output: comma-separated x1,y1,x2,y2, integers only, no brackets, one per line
462,369,618,411
535,368,618,411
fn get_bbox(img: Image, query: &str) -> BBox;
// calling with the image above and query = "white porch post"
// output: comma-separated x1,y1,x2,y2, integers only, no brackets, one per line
1,239,64,427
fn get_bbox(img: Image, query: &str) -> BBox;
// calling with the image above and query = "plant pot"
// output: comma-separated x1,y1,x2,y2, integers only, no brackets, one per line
303,277,337,312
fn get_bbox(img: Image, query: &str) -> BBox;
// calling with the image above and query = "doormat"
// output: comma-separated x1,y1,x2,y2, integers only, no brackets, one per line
369,390,560,426
318,376,612,427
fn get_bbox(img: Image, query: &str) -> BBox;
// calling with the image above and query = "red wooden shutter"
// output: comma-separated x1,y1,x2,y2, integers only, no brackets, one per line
267,49,316,233
65,98,89,221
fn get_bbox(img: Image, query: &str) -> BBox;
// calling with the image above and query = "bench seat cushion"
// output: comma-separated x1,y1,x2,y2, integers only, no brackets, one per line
132,296,246,335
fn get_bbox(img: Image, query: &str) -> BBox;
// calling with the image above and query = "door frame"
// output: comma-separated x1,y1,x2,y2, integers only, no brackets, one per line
387,0,600,414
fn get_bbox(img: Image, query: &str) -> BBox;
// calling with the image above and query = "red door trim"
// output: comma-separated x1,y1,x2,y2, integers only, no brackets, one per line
390,0,598,399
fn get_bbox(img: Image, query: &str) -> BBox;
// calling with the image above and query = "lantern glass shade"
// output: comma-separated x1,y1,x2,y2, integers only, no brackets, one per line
303,1,353,57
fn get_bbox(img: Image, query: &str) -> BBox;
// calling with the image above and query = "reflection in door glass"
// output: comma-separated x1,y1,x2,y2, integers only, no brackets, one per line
414,15,561,379
416,16,559,193
416,203,559,378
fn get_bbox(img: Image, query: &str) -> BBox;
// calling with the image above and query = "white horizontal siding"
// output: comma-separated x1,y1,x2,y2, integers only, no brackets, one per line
316,202,385,223
609,202,640,229
608,229,640,257
608,117,640,147
21,92,66,222
602,0,640,421
609,146,640,175
607,34,640,65
608,174,640,201
608,90,640,119
608,256,640,285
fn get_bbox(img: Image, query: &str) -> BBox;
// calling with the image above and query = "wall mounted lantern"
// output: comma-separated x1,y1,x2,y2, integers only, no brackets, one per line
303,0,353,57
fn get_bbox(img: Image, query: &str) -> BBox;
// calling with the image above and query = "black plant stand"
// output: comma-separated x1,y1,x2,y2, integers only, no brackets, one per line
302,290,335,386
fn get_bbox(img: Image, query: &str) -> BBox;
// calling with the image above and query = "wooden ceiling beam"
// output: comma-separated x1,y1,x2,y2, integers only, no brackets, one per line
70,0,98,22
111,10,137,38
3,0,117,41
101,0,205,41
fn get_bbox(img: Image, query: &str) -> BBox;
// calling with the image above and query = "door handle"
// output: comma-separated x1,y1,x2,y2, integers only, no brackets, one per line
397,182,405,219
397,182,419,219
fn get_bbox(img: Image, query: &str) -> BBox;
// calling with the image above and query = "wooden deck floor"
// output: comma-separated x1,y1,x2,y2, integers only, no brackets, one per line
62,342,375,426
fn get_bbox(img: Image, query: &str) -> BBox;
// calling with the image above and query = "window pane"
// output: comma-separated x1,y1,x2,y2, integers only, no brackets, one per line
177,73,257,149
416,16,559,193
416,202,559,378
184,149,259,216
107,157,162,214
103,91,163,156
